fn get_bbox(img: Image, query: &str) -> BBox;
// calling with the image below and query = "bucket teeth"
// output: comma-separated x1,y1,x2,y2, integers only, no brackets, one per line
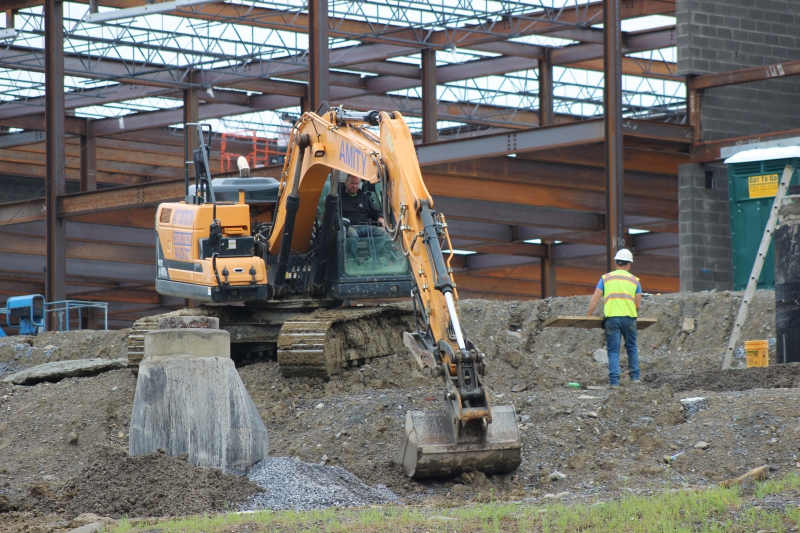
399,405,521,478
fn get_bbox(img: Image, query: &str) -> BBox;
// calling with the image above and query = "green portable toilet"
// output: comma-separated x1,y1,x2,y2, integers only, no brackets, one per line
725,147,800,290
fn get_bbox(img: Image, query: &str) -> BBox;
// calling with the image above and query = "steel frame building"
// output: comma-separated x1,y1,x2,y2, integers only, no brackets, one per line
0,0,797,329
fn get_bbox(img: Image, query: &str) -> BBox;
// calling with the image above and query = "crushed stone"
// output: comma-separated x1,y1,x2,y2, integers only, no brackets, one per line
243,457,398,511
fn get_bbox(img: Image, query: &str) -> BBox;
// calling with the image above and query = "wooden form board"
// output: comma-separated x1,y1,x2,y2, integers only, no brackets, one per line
542,316,657,330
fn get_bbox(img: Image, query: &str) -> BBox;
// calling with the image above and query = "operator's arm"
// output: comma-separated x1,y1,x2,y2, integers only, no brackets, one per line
365,194,384,225
587,289,603,316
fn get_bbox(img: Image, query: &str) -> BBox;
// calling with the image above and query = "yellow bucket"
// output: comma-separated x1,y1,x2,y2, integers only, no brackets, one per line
745,340,769,368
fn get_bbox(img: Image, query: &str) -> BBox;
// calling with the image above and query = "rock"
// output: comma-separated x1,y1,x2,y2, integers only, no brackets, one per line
577,395,600,401
556,491,571,498
512,383,528,392
520,414,530,423
43,345,57,351
67,523,103,533
548,470,566,481
543,493,557,499
315,403,324,409
2,358,128,385
450,484,469,498
721,465,769,488
680,397,708,419
681,318,695,333
593,349,608,364
662,455,673,464
694,441,710,450
68,432,79,445
586,411,598,418
158,316,220,330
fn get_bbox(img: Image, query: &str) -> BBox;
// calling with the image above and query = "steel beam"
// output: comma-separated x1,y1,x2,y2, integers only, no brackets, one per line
183,78,199,156
538,49,553,127
603,0,625,272
416,119,691,166
60,180,184,217
80,130,97,191
518,143,687,176
688,59,800,91
2,220,155,245
45,0,66,311
421,48,438,144
417,120,604,165
433,197,604,231
0,232,153,264
690,128,800,163
0,130,45,148
424,153,677,200
308,0,329,112
540,241,556,298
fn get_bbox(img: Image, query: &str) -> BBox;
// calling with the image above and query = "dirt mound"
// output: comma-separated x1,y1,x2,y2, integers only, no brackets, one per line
44,447,262,519
645,362,800,392
0,329,128,379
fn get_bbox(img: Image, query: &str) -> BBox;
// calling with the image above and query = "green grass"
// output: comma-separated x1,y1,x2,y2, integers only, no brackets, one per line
106,472,800,533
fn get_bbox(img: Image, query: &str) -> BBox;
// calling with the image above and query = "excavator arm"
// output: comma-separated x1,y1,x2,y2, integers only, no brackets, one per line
272,108,521,478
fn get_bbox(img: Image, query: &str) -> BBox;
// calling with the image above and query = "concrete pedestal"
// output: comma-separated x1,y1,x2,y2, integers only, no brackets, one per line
129,327,268,474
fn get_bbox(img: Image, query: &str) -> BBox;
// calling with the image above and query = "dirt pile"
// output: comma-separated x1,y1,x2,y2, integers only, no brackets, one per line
50,447,262,519
0,329,128,380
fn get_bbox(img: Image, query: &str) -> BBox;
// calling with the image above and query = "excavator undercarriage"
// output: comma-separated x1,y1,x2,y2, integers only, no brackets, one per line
127,302,414,379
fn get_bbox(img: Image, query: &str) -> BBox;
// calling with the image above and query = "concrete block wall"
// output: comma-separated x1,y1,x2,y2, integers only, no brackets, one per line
679,163,733,291
676,0,800,290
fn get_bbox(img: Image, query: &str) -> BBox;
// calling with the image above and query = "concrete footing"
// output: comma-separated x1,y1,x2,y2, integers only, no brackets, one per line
129,319,268,474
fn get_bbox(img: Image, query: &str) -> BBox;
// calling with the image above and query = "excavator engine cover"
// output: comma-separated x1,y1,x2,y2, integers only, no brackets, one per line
399,405,521,478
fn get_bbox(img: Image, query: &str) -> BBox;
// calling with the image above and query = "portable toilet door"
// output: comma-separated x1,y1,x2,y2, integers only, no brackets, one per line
725,147,800,291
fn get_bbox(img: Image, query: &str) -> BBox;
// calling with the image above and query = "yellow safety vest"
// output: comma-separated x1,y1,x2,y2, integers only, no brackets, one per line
602,269,639,318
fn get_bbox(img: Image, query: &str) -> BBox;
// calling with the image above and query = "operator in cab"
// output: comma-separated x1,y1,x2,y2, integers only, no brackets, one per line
340,174,387,255
586,248,642,388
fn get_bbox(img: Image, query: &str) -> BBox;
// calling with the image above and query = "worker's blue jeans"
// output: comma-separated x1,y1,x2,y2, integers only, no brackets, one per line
605,316,640,386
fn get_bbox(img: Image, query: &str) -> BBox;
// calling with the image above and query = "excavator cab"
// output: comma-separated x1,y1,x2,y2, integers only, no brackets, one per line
312,171,412,300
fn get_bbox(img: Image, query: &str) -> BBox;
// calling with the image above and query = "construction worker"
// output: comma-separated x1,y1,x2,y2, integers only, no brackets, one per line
586,248,641,387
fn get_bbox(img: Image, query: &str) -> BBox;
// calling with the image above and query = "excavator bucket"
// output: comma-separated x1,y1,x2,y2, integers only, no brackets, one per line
399,405,521,478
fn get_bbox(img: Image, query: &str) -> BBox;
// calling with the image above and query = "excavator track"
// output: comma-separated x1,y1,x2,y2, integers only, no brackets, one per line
126,303,413,379
277,305,414,378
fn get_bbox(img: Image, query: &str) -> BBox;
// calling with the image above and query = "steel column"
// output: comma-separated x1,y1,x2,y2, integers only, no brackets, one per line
603,0,625,272
688,87,700,143
421,48,438,143
538,48,553,127
80,127,97,192
183,80,199,152
45,0,66,315
308,0,329,112
540,241,556,298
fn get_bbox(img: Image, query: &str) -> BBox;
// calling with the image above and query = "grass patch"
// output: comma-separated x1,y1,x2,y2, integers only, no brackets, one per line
107,472,800,533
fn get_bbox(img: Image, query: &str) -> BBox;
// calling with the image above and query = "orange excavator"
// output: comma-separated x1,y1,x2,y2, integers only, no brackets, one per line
145,109,521,478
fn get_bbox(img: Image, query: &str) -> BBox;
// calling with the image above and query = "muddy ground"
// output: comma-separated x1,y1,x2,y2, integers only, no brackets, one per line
2,289,800,532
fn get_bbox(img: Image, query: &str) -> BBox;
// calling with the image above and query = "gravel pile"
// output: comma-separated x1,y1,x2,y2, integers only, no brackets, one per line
243,457,399,511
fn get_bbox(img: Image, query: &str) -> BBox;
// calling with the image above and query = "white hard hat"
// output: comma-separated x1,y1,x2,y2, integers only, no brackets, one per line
614,248,633,263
